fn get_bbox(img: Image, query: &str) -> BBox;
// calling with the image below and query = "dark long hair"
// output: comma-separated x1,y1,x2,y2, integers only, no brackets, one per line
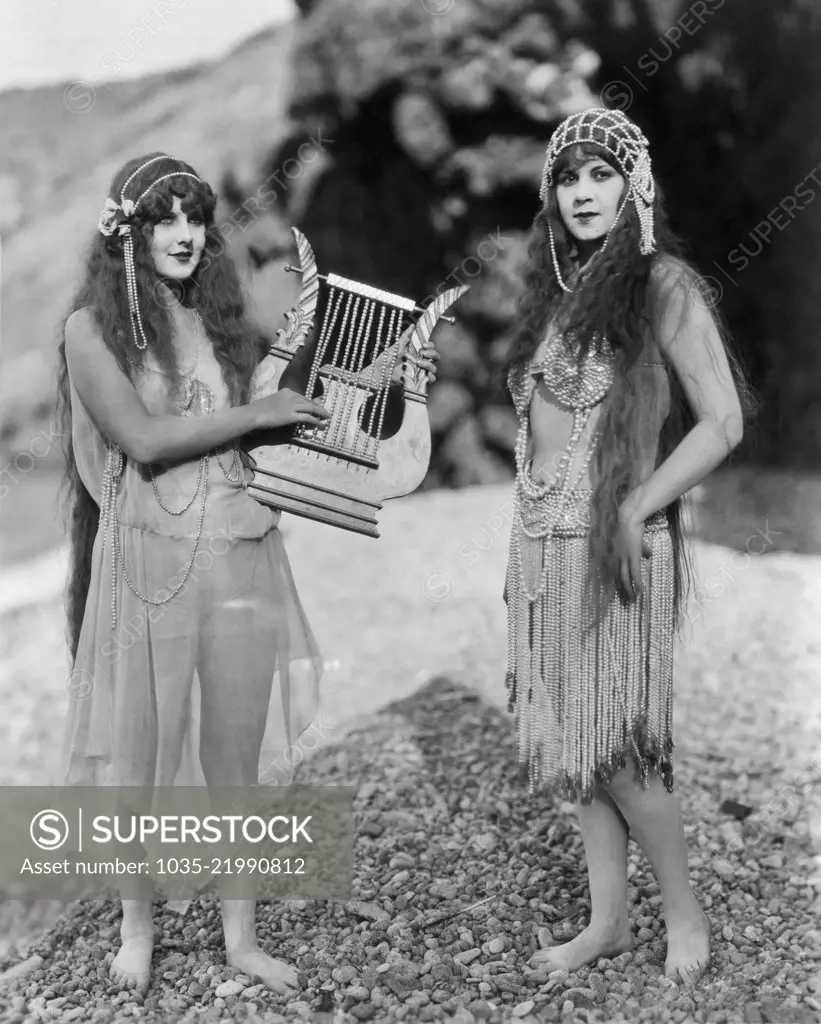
56,153,268,661
505,142,756,626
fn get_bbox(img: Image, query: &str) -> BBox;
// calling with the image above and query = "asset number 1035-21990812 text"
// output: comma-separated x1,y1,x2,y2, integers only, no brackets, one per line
154,857,306,875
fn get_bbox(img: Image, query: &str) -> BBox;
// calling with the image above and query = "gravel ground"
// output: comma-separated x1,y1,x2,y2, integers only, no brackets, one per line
1,481,821,1022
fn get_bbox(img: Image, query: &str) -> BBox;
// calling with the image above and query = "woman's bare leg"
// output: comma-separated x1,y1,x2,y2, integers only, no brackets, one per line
603,765,711,984
108,634,196,992
110,899,155,991
197,631,299,995
107,760,160,992
217,898,299,995
108,800,156,992
531,784,633,971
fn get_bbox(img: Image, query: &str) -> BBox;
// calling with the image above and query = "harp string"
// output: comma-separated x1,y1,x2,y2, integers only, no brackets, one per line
299,287,341,449
304,284,343,413
360,306,389,457
335,296,375,456
299,284,410,463
352,297,377,450
329,294,365,451
367,307,402,461
320,291,356,459
321,293,351,449
353,303,387,457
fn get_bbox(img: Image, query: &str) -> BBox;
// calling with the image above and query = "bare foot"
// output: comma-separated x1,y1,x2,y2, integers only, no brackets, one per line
226,945,300,994
110,928,154,992
664,907,711,985
530,920,633,972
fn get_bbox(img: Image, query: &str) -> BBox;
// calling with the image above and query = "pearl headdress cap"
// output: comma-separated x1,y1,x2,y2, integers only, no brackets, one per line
539,107,656,256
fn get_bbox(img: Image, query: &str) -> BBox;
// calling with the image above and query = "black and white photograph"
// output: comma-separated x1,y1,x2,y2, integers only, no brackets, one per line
1,1,820,1022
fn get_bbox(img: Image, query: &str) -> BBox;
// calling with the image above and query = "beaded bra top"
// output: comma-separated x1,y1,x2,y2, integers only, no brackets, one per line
530,332,615,410
508,330,616,420
507,329,616,514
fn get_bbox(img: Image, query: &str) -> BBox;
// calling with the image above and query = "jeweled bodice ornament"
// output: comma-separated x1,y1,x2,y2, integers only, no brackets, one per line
507,332,614,420
530,332,615,410
178,374,216,417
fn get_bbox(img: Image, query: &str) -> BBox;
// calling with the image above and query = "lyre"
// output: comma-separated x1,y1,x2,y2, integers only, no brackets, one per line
247,228,468,537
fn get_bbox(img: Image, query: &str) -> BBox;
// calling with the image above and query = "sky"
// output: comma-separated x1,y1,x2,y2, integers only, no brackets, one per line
0,0,296,93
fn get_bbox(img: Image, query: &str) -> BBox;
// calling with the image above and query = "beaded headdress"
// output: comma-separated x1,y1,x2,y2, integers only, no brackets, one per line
539,108,656,292
96,154,204,350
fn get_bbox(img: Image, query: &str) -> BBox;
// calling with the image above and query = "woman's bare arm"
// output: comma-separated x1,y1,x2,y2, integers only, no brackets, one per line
620,260,744,524
65,309,327,464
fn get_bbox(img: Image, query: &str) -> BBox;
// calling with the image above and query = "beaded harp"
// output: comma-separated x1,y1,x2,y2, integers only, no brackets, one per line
247,229,468,536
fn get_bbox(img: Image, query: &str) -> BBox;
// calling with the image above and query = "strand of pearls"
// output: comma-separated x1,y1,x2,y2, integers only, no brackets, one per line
100,443,125,632
148,370,241,513
150,455,205,515
548,221,572,294
513,416,600,604
101,440,209,630
191,310,243,483
116,456,209,623
215,445,242,484
123,235,149,350
548,204,631,296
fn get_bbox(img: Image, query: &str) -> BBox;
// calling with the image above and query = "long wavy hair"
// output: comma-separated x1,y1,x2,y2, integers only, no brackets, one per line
505,141,756,627
56,153,269,661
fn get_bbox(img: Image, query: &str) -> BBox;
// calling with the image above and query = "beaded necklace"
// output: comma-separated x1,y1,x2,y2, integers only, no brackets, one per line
102,312,245,629
511,331,615,572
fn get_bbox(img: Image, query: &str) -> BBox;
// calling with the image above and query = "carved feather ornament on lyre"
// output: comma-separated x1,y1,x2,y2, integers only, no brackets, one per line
247,228,469,537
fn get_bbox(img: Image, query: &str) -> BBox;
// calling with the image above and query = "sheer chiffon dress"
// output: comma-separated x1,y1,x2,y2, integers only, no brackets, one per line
59,331,322,797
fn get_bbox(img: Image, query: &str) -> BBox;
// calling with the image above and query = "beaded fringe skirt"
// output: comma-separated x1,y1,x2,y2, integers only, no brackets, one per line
504,486,676,804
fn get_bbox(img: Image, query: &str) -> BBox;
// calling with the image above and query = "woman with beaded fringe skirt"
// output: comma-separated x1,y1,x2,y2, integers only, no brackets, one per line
504,333,676,804
502,109,752,985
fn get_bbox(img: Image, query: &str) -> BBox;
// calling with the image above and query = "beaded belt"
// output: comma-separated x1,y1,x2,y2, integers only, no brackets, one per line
516,476,669,539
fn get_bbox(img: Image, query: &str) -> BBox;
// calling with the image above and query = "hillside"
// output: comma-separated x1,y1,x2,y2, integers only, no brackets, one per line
0,20,300,449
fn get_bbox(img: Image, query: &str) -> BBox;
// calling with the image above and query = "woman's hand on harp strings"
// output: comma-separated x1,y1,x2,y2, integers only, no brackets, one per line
250,388,330,430
393,325,440,385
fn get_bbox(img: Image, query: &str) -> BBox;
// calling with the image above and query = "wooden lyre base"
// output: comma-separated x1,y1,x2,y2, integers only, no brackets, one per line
247,230,468,537
248,469,383,537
